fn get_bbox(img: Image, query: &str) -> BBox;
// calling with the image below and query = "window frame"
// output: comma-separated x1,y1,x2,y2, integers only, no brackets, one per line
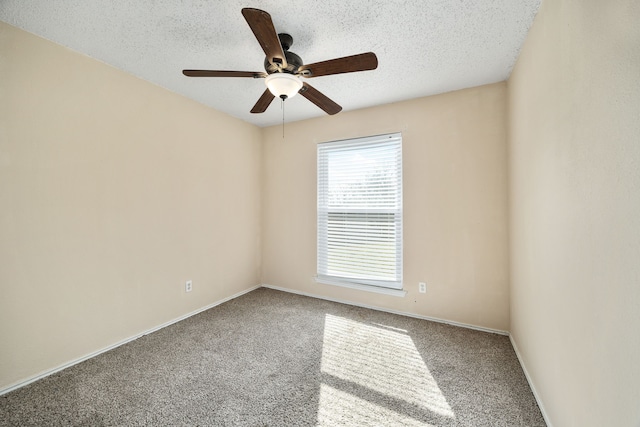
316,132,405,296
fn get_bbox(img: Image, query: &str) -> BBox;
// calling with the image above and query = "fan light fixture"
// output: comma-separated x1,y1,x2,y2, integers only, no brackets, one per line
265,73,303,100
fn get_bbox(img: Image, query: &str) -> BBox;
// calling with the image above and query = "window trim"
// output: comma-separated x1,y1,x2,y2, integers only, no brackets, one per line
317,132,404,295
314,275,407,297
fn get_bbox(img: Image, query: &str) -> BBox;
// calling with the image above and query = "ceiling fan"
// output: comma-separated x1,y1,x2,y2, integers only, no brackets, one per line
182,8,378,116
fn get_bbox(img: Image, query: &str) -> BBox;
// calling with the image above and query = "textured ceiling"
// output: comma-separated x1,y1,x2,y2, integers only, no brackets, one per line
0,0,540,127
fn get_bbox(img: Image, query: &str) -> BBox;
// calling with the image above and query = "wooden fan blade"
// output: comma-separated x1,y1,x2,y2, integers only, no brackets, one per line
183,70,267,78
241,8,287,69
299,83,342,115
298,52,378,78
251,89,275,113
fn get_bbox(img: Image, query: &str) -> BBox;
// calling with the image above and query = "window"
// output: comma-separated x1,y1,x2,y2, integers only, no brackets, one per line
317,133,403,293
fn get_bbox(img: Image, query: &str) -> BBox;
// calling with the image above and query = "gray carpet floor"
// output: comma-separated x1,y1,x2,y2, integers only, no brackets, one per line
0,288,545,426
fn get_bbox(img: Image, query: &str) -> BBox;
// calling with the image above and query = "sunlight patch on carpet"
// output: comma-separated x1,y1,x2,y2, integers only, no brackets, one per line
317,383,436,427
319,314,455,423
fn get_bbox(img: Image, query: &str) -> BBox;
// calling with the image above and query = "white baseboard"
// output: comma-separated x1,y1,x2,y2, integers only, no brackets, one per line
509,335,553,427
3,280,537,424
0,284,261,396
261,284,509,336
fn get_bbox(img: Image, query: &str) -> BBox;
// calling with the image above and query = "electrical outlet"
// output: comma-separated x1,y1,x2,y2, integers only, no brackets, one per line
419,282,426,293
185,280,192,293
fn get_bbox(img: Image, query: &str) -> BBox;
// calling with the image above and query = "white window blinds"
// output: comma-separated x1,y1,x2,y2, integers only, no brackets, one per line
317,133,403,290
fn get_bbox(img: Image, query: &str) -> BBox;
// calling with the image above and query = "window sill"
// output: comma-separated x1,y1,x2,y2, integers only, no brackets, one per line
314,276,407,297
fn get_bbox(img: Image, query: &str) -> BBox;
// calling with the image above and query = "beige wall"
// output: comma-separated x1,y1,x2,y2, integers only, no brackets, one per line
0,22,262,390
262,84,510,332
508,0,640,425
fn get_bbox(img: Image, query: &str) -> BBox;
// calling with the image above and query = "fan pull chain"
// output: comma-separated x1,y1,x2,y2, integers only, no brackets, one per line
282,98,285,138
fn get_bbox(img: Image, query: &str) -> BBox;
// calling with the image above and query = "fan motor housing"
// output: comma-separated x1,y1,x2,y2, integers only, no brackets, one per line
264,51,303,74
264,33,303,74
